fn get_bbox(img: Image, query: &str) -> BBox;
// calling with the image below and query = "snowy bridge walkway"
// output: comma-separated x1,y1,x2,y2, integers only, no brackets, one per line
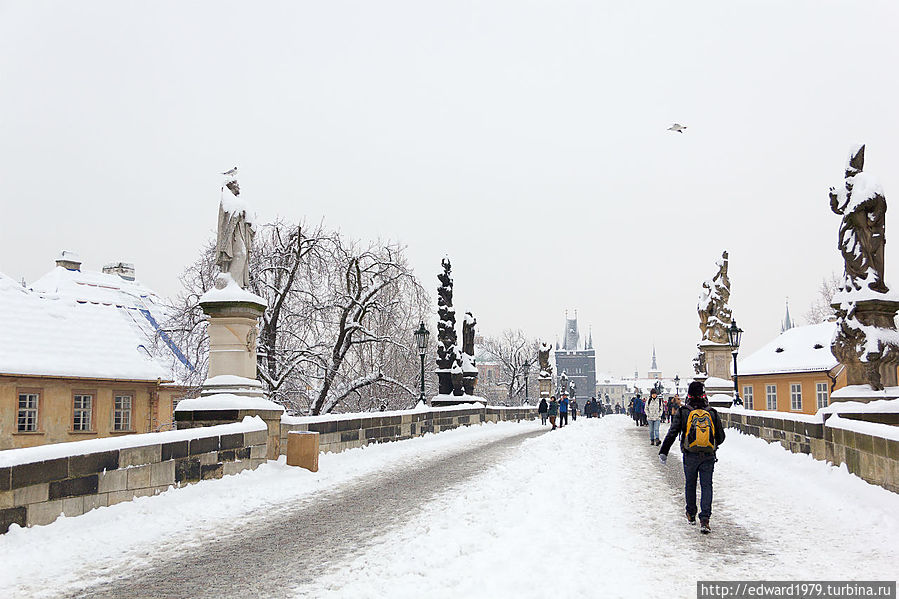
2,416,897,598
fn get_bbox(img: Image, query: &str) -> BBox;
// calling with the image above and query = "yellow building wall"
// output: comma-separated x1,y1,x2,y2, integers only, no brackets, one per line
739,370,847,416
0,376,184,450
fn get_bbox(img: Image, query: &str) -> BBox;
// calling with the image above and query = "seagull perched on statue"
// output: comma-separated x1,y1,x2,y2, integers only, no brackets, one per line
667,123,687,133
222,166,238,177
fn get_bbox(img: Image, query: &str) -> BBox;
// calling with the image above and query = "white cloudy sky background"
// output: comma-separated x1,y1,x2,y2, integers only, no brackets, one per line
2,1,899,379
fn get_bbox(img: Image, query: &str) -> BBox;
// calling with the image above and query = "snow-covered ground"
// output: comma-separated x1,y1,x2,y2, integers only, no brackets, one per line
2,416,897,598
301,417,899,598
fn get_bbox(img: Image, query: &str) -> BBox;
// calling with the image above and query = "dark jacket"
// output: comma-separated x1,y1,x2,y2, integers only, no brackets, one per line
538,399,548,414
659,397,725,456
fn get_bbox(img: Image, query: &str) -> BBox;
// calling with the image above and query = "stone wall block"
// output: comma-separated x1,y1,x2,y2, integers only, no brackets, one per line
218,450,236,462
222,461,245,476
69,451,120,478
127,466,152,490
888,439,899,461
200,463,223,480
219,433,244,451
198,452,219,466
98,470,128,493
250,444,267,459
26,499,64,527
83,493,108,512
0,468,10,492
11,458,68,489
0,490,12,510
235,447,251,460
150,461,176,487
873,436,888,458
175,459,201,483
49,475,98,500
844,430,857,449
856,433,874,454
161,441,189,461
0,506,26,534
60,496,85,518
189,436,219,456
13,483,49,505
120,445,161,468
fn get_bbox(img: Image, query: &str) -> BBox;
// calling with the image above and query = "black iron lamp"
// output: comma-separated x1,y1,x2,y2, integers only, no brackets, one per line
727,320,744,405
414,322,430,404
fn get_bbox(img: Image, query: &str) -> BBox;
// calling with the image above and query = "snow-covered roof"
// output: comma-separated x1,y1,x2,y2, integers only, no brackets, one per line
738,322,837,376
0,263,192,382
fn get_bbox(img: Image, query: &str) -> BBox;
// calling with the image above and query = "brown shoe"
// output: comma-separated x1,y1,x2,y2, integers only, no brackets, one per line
685,510,696,525
700,519,711,534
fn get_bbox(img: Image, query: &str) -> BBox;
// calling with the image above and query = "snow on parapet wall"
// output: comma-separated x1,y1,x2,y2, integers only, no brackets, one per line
280,401,492,425
819,396,899,414
737,322,838,376
718,406,824,424
0,417,266,468
826,413,899,442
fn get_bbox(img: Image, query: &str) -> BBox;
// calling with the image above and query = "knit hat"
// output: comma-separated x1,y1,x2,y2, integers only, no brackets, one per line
687,381,705,398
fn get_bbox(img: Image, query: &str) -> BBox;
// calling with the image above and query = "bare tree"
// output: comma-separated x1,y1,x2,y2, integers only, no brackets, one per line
481,330,540,404
804,273,841,324
165,220,430,415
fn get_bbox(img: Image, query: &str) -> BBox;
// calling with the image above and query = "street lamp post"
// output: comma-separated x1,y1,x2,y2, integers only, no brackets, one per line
674,374,680,396
414,322,430,405
727,320,744,406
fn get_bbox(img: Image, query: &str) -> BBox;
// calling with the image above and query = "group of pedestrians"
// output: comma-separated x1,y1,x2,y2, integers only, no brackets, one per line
628,395,648,426
537,395,609,429
537,395,568,430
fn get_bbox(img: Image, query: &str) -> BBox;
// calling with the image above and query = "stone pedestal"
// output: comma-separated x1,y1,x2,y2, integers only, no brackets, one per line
538,377,552,399
175,285,284,460
698,341,735,407
831,297,899,393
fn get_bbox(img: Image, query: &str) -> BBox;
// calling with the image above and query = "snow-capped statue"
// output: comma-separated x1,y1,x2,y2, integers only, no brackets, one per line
697,251,733,345
829,145,899,390
538,342,553,378
215,167,255,289
460,312,478,395
829,145,888,295
436,257,460,394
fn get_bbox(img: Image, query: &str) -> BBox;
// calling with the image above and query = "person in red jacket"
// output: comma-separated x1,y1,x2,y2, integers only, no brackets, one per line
658,381,725,534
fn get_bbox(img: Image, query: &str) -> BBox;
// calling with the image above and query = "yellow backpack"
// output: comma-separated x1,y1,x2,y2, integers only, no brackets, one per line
683,409,717,453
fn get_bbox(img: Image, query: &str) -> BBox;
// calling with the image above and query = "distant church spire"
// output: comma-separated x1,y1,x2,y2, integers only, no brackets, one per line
587,327,593,350
651,346,658,371
782,298,794,332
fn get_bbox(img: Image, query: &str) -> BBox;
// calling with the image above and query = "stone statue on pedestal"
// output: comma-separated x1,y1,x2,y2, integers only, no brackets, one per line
697,251,733,345
215,168,255,289
538,343,552,377
829,145,899,390
829,145,888,294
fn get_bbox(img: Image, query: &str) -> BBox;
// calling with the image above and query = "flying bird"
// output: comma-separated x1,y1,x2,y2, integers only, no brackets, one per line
222,166,238,177
667,123,687,133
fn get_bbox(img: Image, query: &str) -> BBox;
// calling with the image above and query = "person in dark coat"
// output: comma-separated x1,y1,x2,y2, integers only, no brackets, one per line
659,381,726,534
538,397,549,425
584,398,594,418
570,397,579,421
547,396,559,430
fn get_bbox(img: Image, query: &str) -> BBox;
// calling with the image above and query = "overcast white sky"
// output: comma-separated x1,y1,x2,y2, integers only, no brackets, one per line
3,0,899,379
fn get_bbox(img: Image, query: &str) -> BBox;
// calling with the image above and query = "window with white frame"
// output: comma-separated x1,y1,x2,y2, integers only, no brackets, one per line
743,385,753,410
73,394,92,431
790,383,802,411
114,394,132,431
766,384,777,410
17,392,39,432
816,382,829,410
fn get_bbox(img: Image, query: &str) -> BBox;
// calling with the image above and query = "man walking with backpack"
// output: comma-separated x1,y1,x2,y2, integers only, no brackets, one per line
658,381,725,534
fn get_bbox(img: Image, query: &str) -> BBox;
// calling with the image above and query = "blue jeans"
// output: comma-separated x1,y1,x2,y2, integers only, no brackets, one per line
683,452,716,521
648,419,660,441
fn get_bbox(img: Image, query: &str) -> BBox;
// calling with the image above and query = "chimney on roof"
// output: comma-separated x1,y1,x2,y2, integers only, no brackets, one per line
55,250,82,271
102,262,136,281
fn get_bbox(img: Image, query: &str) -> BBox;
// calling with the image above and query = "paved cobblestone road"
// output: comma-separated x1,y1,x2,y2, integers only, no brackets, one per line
68,427,546,599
